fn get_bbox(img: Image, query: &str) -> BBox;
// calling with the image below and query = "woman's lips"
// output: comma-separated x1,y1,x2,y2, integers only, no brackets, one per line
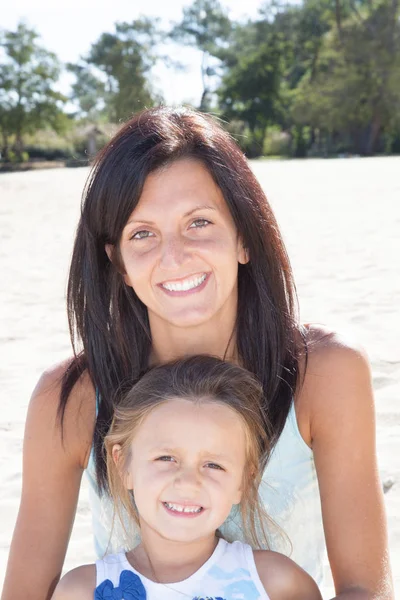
157,273,210,297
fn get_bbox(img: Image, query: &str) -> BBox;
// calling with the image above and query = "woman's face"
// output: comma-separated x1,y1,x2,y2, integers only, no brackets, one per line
117,159,247,330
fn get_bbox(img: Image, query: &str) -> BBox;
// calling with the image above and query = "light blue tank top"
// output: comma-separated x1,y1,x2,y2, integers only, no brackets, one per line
86,401,326,585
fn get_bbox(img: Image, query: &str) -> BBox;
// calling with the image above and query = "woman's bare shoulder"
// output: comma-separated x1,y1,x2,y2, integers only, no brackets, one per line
28,357,96,469
253,550,322,600
301,324,371,393
302,322,367,359
34,357,94,398
296,323,371,443
51,564,96,600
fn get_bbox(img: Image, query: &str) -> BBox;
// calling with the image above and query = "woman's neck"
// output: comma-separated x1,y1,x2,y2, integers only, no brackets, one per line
149,309,238,365
130,527,218,583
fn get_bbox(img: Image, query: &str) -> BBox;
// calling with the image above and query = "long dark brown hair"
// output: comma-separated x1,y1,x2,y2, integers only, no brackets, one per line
61,106,303,492
105,355,272,549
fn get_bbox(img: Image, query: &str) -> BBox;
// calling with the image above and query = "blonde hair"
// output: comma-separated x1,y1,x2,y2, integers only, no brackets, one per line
104,355,274,548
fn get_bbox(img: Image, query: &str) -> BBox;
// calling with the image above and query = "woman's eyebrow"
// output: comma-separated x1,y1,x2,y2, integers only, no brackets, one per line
184,205,217,217
125,205,217,227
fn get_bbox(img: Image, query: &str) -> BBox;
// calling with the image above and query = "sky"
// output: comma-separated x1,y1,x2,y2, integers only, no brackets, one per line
1,0,282,107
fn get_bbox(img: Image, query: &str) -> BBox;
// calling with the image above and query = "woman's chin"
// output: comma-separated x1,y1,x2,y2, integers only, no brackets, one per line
168,311,216,330
152,304,218,330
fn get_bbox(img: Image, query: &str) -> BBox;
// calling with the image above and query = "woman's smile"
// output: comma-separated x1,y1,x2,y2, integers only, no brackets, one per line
158,272,211,296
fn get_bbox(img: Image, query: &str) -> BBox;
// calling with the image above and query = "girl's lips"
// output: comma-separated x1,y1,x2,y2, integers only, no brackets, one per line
157,272,211,297
162,502,205,518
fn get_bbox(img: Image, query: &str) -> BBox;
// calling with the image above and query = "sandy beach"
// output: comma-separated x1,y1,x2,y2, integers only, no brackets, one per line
0,157,399,595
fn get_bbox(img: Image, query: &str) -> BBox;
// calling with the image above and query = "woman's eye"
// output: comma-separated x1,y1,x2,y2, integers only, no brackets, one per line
189,218,211,229
205,462,224,471
132,230,154,240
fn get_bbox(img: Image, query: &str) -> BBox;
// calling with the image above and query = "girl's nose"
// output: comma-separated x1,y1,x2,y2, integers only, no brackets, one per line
173,466,201,491
159,234,189,270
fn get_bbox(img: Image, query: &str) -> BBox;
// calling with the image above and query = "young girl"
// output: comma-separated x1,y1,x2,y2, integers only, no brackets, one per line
52,356,322,600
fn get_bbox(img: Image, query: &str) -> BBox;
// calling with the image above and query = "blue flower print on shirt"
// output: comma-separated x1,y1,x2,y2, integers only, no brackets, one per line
95,569,146,600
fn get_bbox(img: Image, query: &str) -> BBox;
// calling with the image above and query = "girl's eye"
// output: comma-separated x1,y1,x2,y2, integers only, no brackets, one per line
156,456,175,462
189,218,211,229
205,462,224,471
132,230,154,240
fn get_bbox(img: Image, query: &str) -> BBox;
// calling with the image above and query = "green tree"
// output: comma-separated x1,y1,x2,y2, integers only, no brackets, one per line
83,18,163,122
217,18,286,156
170,0,232,110
67,63,106,121
0,22,66,160
291,0,400,155
272,0,333,154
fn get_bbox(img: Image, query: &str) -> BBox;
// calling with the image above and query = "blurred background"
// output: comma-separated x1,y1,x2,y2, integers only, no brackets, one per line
1,0,400,167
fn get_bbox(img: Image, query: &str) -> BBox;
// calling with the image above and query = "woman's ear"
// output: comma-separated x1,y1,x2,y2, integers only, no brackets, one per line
105,244,131,286
112,444,133,490
105,243,114,262
238,241,250,265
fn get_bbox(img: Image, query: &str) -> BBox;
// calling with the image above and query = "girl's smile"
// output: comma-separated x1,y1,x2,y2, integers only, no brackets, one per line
162,501,204,517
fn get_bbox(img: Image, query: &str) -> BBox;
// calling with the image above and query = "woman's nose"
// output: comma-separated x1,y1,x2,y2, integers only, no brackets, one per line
159,234,189,270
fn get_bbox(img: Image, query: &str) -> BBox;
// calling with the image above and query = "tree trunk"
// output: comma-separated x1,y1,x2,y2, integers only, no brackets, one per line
365,111,382,156
335,0,343,42
1,130,9,160
199,51,209,111
15,132,24,162
199,88,209,112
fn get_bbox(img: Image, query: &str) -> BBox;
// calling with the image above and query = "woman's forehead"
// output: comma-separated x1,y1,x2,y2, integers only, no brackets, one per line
126,159,232,223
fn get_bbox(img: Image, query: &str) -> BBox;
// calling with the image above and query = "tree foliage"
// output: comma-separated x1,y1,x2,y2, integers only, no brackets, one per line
217,20,286,156
0,22,66,160
170,0,232,110
213,0,400,156
66,63,106,121
291,0,400,154
82,18,163,122
2,2,400,161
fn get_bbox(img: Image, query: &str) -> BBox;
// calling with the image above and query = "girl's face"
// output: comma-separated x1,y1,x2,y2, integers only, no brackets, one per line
116,159,247,330
122,398,247,544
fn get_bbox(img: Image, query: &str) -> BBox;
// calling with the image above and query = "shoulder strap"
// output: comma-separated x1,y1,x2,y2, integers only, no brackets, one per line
230,542,271,600
95,553,128,586
95,557,106,587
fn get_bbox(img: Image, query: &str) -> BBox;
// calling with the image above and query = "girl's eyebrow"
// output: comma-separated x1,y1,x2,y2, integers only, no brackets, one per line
148,445,178,454
204,452,235,465
147,446,234,463
125,205,217,227
149,448,235,466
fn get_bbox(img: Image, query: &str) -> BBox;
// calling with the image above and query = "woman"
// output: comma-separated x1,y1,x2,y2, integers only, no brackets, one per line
2,107,393,600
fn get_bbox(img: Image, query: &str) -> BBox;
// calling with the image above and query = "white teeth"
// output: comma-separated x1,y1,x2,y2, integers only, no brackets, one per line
164,502,202,513
162,274,206,292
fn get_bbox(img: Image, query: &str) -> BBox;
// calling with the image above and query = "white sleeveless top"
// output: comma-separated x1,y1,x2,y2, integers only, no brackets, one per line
86,403,327,585
94,538,270,600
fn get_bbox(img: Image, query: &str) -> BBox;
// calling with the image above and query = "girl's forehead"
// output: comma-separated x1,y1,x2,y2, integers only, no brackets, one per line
132,398,247,457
